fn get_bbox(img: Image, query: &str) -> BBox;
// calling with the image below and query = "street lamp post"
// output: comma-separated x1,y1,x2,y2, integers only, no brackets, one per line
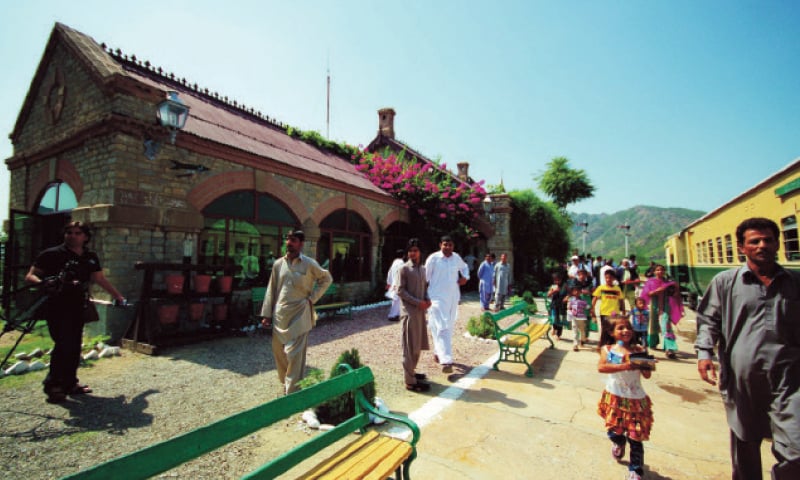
577,221,589,255
617,223,631,258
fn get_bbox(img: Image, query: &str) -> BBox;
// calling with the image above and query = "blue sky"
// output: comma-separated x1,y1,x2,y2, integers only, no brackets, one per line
1,0,798,223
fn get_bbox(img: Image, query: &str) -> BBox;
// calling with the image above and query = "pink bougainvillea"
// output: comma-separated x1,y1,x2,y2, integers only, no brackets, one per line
352,148,487,235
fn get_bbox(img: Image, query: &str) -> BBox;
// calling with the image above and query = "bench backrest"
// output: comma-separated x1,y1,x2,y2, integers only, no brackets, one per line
485,301,529,322
63,366,378,480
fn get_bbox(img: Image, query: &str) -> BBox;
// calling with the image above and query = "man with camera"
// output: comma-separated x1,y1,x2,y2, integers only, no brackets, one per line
25,221,125,404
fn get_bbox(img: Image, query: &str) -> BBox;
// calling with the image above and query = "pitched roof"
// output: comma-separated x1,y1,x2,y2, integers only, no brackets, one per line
12,23,392,202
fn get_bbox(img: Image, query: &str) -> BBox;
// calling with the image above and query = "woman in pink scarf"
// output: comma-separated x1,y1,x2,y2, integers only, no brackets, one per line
640,264,684,358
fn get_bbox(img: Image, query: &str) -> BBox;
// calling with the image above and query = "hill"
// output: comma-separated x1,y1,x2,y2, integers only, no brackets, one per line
569,206,705,262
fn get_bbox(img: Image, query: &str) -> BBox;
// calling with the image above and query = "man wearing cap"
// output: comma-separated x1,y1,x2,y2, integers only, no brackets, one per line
261,230,333,394
567,255,589,280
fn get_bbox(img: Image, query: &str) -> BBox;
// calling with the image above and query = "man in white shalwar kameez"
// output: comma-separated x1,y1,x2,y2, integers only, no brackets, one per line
425,236,469,373
385,249,405,321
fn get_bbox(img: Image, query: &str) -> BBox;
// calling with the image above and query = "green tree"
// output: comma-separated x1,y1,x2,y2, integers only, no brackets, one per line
536,157,595,210
509,189,571,291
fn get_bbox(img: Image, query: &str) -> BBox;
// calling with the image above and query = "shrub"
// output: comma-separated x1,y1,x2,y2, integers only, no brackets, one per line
466,313,496,339
315,348,377,425
296,368,325,391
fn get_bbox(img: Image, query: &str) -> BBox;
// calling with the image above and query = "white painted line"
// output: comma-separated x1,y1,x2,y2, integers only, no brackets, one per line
408,353,499,428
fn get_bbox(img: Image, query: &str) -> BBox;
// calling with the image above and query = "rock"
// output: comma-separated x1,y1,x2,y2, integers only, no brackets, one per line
302,409,320,429
83,350,99,360
28,360,47,371
370,397,390,425
98,347,116,358
5,361,29,375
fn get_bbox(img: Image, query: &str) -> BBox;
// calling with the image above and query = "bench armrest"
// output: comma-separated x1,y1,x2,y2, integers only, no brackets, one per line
354,390,421,448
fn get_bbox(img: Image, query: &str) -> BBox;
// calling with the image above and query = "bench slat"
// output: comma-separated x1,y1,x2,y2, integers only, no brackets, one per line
505,323,550,347
300,430,381,479
303,432,411,480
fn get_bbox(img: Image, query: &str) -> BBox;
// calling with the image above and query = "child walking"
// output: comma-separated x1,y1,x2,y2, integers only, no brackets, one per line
566,285,588,351
597,315,654,480
547,272,567,340
630,297,649,349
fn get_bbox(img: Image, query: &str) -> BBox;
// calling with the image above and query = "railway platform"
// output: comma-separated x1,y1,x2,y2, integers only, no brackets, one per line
403,306,771,479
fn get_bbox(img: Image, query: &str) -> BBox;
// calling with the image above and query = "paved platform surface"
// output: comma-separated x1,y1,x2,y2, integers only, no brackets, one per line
402,301,772,480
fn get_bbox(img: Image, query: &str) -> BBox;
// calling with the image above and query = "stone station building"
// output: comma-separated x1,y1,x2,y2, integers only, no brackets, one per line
3,23,512,344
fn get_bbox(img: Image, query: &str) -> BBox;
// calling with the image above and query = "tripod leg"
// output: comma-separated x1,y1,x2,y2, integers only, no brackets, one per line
1,327,31,369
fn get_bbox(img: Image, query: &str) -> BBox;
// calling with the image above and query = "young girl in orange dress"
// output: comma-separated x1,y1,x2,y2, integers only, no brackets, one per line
597,315,654,480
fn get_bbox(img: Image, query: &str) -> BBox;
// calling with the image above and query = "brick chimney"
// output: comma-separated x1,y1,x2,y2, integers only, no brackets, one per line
378,108,396,139
457,162,470,182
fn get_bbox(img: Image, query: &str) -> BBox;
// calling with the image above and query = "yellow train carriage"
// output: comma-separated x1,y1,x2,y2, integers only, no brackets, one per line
666,158,800,308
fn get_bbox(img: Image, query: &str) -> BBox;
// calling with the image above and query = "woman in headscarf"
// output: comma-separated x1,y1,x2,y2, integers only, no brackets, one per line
640,264,684,359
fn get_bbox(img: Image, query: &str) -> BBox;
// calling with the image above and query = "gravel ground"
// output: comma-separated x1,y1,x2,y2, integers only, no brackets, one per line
0,292,497,479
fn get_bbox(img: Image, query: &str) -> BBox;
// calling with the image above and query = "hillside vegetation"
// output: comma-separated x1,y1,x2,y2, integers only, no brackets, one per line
569,206,705,262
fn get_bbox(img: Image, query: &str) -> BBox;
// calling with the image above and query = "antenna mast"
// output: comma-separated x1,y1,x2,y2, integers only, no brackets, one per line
326,55,330,139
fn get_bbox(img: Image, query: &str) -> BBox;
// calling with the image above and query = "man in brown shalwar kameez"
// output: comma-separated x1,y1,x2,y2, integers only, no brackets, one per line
398,238,432,392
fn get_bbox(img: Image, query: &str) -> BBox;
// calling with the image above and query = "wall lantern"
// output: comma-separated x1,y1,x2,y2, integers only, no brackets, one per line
157,91,190,144
144,91,190,160
482,196,496,224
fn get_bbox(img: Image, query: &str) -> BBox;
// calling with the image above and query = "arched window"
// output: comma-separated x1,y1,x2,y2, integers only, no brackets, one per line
381,221,412,276
37,182,77,214
318,209,371,283
200,190,300,288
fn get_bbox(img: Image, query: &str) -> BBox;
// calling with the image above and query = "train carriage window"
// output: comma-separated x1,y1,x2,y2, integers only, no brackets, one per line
725,234,734,263
708,241,715,264
782,216,799,261
716,237,724,264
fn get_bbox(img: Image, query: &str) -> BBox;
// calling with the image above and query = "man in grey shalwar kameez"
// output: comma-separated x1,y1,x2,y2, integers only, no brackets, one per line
398,238,432,391
696,217,800,479
493,253,512,310
261,230,332,394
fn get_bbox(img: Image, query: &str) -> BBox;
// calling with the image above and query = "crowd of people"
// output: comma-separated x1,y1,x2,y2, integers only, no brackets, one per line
29,216,797,478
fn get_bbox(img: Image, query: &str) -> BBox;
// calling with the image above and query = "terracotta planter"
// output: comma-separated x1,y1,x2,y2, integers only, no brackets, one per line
217,275,233,293
165,274,185,294
188,303,205,322
194,274,212,293
213,304,228,322
158,304,180,325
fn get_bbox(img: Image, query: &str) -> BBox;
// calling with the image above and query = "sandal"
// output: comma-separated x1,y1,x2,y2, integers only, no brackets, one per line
666,351,677,359
405,382,431,392
69,384,93,395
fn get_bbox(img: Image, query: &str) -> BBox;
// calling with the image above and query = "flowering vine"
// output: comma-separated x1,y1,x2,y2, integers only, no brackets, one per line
352,148,487,236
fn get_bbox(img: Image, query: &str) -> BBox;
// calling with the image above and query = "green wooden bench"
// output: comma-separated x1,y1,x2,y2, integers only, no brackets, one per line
62,365,420,480
315,283,353,320
484,301,554,377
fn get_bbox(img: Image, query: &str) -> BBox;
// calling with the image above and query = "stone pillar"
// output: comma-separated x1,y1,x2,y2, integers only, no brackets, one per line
485,193,514,269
